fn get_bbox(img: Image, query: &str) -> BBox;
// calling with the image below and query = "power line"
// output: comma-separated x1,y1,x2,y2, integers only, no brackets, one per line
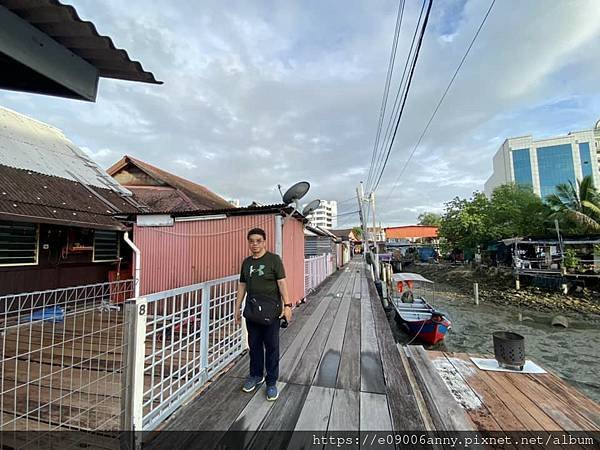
385,0,496,202
371,0,433,193
366,0,406,190
368,0,427,193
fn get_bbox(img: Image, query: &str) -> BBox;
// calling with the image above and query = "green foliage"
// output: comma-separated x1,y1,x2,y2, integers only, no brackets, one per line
417,212,442,227
546,175,600,234
487,184,550,239
436,176,600,252
437,192,491,251
563,248,579,270
351,226,362,238
438,184,551,251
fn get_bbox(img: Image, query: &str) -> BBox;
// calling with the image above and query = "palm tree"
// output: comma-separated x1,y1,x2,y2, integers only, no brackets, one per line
546,175,600,233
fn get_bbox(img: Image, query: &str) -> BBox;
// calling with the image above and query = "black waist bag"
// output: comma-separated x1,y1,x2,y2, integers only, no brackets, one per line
243,294,281,325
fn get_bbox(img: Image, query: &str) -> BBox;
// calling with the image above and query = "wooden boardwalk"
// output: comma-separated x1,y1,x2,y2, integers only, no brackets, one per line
147,258,600,449
147,259,437,449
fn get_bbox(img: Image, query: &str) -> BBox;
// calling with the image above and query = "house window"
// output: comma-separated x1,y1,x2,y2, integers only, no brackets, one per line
0,220,39,266
93,230,120,262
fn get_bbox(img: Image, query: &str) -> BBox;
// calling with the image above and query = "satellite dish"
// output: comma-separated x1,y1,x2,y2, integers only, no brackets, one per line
282,181,310,205
302,199,321,217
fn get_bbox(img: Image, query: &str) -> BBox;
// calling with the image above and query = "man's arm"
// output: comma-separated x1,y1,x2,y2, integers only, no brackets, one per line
277,278,291,320
235,282,246,324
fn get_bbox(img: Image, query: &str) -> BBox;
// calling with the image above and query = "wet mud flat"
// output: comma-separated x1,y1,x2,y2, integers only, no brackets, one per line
386,283,600,404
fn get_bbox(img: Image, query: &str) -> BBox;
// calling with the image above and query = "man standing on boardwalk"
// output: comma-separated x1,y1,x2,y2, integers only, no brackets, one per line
235,227,292,401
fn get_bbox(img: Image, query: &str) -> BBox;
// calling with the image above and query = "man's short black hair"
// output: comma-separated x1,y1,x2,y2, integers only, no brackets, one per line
247,228,266,240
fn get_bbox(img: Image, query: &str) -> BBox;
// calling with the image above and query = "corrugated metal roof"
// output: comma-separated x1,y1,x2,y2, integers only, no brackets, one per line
0,164,140,229
0,106,133,195
0,0,161,85
0,199,124,229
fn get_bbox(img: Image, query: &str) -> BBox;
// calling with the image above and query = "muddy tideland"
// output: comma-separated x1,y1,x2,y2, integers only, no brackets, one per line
388,262,600,403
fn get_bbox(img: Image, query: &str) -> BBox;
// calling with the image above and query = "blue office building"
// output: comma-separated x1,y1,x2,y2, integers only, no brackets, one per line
485,120,600,198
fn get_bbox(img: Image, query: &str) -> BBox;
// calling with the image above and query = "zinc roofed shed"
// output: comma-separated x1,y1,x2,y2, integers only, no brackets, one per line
133,205,307,305
107,155,232,213
0,0,161,101
0,107,146,294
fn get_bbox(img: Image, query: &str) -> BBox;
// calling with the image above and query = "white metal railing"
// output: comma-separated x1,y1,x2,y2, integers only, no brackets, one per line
123,275,244,433
304,253,336,296
0,280,134,439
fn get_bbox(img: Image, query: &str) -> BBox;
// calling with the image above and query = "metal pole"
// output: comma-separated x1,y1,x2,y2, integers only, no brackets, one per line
122,297,147,449
371,192,380,280
473,282,479,305
275,215,283,257
199,285,211,384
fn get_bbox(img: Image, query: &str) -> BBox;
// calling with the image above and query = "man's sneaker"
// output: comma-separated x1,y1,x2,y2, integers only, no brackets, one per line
242,376,264,393
266,385,278,401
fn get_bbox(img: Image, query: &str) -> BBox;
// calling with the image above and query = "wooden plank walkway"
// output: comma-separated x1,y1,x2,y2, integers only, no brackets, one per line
426,350,600,433
147,259,431,449
146,258,600,449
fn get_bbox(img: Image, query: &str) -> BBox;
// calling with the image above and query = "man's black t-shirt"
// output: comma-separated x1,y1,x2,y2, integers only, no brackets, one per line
239,251,286,299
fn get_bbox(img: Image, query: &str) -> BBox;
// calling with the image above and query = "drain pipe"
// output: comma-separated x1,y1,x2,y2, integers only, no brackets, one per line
275,215,283,257
124,231,141,298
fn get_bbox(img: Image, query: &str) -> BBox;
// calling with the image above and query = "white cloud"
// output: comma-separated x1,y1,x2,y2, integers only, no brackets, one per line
2,0,600,227
174,159,198,169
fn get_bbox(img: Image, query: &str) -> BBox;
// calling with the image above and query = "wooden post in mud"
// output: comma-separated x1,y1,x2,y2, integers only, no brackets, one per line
473,282,479,305
515,273,520,290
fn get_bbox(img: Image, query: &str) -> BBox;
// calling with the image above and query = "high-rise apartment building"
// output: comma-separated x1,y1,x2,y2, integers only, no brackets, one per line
306,200,337,229
484,120,600,198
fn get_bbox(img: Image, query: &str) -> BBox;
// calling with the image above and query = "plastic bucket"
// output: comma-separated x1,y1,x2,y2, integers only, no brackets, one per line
493,331,525,370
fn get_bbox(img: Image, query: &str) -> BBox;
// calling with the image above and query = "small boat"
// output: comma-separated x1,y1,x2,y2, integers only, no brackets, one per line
390,273,451,345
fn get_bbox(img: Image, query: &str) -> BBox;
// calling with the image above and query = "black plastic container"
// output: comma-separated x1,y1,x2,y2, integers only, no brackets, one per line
493,331,525,370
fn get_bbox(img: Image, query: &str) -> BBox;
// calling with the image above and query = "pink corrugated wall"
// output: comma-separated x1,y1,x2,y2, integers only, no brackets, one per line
282,217,306,306
133,214,306,305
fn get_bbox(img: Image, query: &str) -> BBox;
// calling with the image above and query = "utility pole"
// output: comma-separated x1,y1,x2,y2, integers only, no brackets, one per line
371,192,380,280
356,183,367,259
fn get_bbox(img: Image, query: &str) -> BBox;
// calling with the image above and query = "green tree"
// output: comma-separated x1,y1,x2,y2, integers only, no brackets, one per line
417,212,442,227
351,226,362,239
546,175,600,234
438,192,491,251
487,184,550,239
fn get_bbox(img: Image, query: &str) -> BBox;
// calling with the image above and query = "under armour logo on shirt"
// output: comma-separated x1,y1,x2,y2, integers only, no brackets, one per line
249,264,265,277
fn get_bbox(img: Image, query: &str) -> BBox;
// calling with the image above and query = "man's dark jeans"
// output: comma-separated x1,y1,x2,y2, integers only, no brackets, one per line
246,318,280,386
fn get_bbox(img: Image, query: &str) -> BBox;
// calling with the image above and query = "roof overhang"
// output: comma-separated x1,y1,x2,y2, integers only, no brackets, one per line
0,209,126,231
0,1,161,101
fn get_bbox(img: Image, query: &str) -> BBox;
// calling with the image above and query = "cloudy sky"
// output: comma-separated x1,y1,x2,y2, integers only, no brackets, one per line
2,0,600,227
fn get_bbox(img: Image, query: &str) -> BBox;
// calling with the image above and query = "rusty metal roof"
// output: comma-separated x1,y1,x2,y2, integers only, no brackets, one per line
0,164,142,230
107,155,234,212
0,0,161,85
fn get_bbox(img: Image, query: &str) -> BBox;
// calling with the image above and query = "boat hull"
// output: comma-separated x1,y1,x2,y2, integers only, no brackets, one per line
403,319,450,345
392,299,451,345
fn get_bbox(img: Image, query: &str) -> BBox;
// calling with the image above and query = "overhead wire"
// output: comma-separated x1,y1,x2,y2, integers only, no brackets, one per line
385,0,496,202
370,0,433,193
368,0,427,193
366,0,406,190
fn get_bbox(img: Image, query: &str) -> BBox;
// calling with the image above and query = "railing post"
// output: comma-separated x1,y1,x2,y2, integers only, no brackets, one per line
199,285,211,383
122,297,147,449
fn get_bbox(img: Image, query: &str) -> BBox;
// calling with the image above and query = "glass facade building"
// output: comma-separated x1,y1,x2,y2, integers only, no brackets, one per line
485,121,600,198
511,148,532,188
579,142,593,178
536,144,575,198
